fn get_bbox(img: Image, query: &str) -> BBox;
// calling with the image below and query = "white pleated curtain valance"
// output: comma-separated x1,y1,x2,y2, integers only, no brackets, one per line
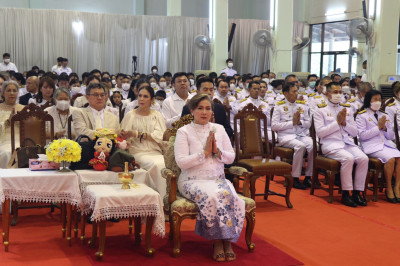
0,8,305,75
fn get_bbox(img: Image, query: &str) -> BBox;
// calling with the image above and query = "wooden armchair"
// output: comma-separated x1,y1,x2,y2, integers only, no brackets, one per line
309,119,342,203
161,115,256,257
10,103,55,225
233,103,294,208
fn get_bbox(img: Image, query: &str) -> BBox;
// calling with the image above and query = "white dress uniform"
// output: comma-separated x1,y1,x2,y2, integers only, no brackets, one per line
265,89,285,103
313,101,368,191
305,86,315,95
385,99,400,129
348,97,363,114
308,93,327,115
271,99,313,178
356,108,400,163
236,89,249,100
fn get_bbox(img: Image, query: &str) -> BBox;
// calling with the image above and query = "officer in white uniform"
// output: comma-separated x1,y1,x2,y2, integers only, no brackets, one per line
266,79,285,104
313,81,368,207
271,82,313,189
305,74,318,95
384,82,400,130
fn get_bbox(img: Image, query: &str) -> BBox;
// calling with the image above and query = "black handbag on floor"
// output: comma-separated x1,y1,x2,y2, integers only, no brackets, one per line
69,135,95,170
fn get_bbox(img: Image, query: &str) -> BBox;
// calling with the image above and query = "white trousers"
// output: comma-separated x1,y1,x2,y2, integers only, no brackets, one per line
280,136,313,178
324,145,368,191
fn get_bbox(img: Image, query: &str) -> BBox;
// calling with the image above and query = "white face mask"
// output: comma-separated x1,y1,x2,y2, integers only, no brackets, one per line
322,86,327,94
121,83,130,91
330,93,342,104
262,78,269,84
229,84,236,91
152,69,157,74
159,82,167,89
156,99,163,106
370,101,381,111
56,100,70,111
342,86,350,94
189,79,194,86
269,78,275,83
71,86,81,95
150,82,157,88
4,59,10,64
227,62,233,68
112,80,116,85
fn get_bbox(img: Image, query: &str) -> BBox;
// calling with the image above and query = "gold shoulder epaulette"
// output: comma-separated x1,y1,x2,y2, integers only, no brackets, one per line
190,90,196,93
296,100,306,104
299,92,306,95
239,98,247,103
348,98,356,103
340,103,350,107
317,103,327,108
236,89,242,92
276,100,286,106
266,91,272,93
314,96,322,99
388,102,396,107
358,109,366,114
309,93,316,97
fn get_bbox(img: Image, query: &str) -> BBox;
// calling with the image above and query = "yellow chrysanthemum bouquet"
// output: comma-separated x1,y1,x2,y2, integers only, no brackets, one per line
46,139,82,171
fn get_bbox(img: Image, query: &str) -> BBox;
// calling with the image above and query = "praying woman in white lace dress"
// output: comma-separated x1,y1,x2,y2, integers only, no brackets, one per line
174,94,245,262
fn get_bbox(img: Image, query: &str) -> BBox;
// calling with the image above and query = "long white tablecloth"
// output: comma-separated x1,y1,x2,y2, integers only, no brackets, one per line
0,168,82,206
82,184,165,237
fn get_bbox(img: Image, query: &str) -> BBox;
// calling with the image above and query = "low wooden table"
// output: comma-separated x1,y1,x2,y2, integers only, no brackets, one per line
82,184,165,260
0,169,82,251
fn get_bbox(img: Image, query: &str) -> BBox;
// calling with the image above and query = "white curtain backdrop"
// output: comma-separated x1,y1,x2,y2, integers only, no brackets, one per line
228,19,271,75
0,8,210,75
0,8,306,76
292,21,307,72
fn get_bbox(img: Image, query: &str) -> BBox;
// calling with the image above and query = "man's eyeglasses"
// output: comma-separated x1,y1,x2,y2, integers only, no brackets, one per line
89,93,106,98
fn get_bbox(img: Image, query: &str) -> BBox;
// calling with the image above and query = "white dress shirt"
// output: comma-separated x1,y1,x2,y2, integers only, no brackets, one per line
162,93,188,128
90,107,104,128
0,62,18,72
220,67,237,77
55,67,72,76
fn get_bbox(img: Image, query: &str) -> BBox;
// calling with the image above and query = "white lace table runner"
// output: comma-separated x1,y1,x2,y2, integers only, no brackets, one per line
82,184,165,237
75,169,151,192
0,168,82,206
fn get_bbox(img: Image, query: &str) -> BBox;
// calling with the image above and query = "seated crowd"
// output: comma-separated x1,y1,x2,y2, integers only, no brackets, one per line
1,56,400,261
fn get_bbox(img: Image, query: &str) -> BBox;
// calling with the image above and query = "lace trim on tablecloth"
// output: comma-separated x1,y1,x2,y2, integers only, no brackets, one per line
83,193,165,237
0,189,82,206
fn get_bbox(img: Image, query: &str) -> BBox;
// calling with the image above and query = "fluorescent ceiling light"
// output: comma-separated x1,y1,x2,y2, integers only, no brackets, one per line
325,9,346,16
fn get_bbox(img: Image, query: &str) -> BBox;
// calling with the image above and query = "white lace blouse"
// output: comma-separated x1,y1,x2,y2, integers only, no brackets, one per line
174,122,235,183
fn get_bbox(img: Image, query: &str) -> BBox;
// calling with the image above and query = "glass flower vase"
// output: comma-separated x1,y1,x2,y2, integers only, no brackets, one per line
58,161,71,172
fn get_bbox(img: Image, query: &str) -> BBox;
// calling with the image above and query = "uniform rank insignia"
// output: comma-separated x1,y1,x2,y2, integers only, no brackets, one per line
309,93,316,97
283,106,288,112
239,98,247,103
314,96,322,99
358,109,366,114
339,103,351,107
348,98,357,103
266,91,272,93
298,107,304,114
296,100,306,104
317,103,327,108
388,102,395,107
276,100,286,106
368,118,372,122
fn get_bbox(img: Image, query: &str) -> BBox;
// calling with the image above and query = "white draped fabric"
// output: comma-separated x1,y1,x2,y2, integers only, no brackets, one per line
0,8,306,75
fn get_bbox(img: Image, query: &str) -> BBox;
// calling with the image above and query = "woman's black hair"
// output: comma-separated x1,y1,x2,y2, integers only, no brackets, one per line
35,76,55,104
362,90,381,109
138,85,155,99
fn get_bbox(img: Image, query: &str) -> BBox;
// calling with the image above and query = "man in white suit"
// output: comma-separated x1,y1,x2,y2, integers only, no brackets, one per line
73,83,120,139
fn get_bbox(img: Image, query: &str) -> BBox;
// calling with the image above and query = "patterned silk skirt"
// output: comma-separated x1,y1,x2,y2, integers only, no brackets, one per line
178,176,245,242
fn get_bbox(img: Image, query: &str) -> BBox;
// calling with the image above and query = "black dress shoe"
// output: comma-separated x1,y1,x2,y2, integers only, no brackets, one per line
293,178,306,190
303,176,312,188
352,192,367,206
341,192,357,207
394,191,400,203
386,190,397,204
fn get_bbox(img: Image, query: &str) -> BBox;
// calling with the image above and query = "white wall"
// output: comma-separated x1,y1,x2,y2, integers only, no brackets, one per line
308,0,363,24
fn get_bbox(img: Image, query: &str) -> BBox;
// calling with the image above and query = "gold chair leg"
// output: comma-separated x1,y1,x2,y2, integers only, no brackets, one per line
172,213,183,257
95,220,106,261
245,210,256,252
145,216,155,257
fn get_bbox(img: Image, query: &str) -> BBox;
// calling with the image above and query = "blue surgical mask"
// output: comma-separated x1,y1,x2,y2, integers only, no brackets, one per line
309,81,316,88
